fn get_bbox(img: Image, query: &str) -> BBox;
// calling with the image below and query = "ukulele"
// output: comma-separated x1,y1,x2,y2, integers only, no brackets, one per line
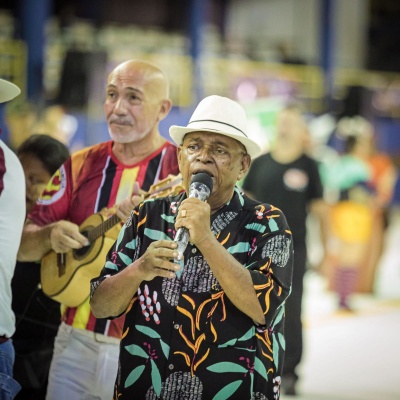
40,175,183,307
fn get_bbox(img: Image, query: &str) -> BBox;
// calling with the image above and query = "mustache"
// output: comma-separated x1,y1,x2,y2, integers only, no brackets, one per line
109,118,133,126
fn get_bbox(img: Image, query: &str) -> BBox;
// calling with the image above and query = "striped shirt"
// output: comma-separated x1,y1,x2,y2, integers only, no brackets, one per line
28,140,179,337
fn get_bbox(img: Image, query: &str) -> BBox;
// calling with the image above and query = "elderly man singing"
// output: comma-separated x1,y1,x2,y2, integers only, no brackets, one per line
90,95,293,399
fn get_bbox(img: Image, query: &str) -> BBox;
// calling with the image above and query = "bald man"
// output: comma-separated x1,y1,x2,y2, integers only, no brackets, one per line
18,60,179,400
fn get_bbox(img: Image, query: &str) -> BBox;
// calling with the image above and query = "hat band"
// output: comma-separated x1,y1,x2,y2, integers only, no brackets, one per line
188,119,248,138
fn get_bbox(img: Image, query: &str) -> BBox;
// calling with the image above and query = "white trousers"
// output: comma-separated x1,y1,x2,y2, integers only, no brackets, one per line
46,323,119,400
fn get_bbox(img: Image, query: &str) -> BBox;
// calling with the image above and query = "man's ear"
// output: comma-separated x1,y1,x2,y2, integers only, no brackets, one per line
177,145,183,166
158,99,172,121
237,154,251,181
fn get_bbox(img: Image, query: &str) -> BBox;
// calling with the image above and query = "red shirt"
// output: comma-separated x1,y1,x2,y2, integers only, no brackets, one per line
29,140,179,337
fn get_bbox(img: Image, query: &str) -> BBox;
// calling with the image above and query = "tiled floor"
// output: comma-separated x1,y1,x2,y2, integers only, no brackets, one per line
281,207,400,400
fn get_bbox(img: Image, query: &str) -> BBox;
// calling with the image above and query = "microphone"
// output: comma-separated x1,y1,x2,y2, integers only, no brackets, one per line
173,172,213,272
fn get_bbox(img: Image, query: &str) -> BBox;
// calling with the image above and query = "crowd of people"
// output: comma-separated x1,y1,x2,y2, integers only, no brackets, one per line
0,57,398,400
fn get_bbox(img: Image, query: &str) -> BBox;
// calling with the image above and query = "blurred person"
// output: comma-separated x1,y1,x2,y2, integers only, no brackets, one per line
361,122,397,293
17,60,179,400
11,134,70,400
90,95,293,399
242,104,329,396
320,116,392,307
0,78,24,400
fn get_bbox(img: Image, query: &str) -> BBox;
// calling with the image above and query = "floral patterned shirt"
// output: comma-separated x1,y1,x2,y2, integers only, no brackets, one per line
91,187,293,399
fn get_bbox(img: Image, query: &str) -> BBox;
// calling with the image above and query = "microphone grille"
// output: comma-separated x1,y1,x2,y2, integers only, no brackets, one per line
190,172,213,192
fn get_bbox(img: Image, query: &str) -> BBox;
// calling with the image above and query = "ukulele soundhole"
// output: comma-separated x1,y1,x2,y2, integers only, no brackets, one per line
73,230,92,259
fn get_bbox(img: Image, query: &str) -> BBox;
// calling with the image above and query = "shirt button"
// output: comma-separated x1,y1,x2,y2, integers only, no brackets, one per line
174,324,180,330
191,247,197,254
168,364,174,370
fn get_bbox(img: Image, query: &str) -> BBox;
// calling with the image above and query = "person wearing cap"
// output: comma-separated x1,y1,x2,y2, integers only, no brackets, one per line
90,95,293,399
0,78,24,399
17,60,179,400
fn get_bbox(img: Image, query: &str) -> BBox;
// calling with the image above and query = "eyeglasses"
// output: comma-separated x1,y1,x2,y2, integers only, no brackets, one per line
184,143,247,159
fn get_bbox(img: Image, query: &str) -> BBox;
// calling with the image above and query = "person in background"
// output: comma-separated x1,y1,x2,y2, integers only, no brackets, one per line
351,117,397,293
320,116,391,310
12,134,70,399
0,78,24,400
90,95,293,399
17,60,179,400
242,104,330,396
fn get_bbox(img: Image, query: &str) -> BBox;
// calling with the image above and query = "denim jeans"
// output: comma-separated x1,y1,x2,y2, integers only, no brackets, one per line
0,340,21,400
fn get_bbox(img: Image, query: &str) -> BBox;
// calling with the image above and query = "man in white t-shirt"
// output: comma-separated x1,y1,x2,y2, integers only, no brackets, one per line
0,78,25,399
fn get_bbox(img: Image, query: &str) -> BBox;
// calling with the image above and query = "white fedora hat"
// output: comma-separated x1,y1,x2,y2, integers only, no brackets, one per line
169,95,262,159
0,78,21,103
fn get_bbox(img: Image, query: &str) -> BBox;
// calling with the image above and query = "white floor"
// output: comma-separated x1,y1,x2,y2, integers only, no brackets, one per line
281,207,400,400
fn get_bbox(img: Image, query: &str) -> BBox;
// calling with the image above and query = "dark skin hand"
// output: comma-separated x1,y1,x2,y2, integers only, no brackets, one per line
91,240,180,318
91,131,266,325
